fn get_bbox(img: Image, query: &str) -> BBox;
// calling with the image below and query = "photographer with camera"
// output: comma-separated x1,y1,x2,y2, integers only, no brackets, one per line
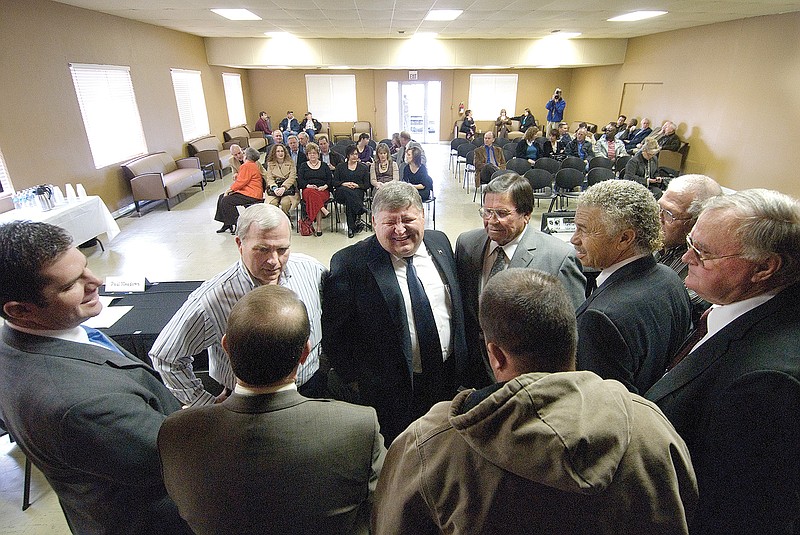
545,88,566,133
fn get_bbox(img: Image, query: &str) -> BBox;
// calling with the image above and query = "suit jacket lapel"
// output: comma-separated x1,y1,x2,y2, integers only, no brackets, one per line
509,227,538,268
577,256,655,316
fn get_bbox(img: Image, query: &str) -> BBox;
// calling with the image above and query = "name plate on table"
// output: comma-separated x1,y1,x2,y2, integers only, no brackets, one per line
105,276,146,293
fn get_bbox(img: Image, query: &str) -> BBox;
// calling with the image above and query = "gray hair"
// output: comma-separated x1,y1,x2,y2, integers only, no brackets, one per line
372,181,423,214
578,180,663,253
244,147,260,162
236,203,290,239
667,174,723,218
701,189,800,287
479,268,577,373
229,144,242,153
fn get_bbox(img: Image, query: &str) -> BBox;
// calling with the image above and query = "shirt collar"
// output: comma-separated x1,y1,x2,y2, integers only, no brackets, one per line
596,253,648,288
234,381,297,396
487,223,527,260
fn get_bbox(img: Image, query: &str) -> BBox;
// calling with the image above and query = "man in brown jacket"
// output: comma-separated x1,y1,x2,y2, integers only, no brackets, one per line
473,131,506,189
373,268,698,535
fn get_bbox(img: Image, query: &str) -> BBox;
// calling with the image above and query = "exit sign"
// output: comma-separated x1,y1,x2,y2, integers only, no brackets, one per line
409,71,418,80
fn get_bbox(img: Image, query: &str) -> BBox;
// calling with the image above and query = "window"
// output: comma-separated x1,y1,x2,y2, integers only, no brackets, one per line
0,148,12,193
305,75,357,122
222,73,247,128
468,74,518,121
170,68,210,141
69,63,147,169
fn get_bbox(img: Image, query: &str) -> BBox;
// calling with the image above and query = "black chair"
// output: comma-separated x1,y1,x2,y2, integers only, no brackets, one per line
379,138,391,147
615,155,632,178
524,168,555,208
560,156,586,173
534,157,560,175
588,156,613,170
471,137,485,148
506,157,532,176
422,191,436,229
549,167,585,211
586,167,616,186
457,142,473,186
450,138,469,175
0,417,33,511
494,136,511,148
475,168,514,204
367,139,377,150
503,147,516,163
331,144,348,157
463,149,476,194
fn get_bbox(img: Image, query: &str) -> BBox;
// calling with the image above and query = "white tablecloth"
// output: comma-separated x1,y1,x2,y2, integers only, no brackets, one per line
0,196,120,244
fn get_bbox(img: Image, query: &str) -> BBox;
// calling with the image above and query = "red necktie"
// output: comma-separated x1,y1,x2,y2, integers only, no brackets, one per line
665,308,711,372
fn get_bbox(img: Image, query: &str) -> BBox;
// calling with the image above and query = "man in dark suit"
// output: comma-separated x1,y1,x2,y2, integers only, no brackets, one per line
287,134,308,168
646,189,800,534
473,131,506,188
158,285,385,535
317,134,343,171
571,180,691,394
456,173,586,385
323,181,467,444
0,221,190,535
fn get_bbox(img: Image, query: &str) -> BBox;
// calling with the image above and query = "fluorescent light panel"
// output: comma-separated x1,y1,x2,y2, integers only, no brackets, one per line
425,10,463,21
211,8,261,21
608,11,667,22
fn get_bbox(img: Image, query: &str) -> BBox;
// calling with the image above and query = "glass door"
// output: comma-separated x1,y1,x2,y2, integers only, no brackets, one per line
387,80,441,144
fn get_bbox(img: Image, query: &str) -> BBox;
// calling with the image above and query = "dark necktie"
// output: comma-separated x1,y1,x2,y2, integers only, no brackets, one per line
82,325,123,355
489,247,507,280
665,308,711,372
405,256,443,377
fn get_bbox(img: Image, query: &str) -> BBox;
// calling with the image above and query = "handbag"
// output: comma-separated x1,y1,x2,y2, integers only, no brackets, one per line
299,216,315,236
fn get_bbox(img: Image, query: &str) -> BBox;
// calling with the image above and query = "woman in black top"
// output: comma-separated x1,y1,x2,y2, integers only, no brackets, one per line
334,145,370,238
401,146,433,201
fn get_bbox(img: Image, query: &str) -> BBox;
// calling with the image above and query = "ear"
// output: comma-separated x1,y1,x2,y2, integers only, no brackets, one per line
486,342,509,375
298,340,311,365
617,228,637,250
751,254,782,283
221,333,229,354
3,301,36,323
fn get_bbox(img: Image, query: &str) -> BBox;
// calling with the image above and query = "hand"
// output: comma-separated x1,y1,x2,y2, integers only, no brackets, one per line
345,182,358,189
415,184,424,190
275,187,286,196
319,185,328,191
308,184,318,190
224,190,233,196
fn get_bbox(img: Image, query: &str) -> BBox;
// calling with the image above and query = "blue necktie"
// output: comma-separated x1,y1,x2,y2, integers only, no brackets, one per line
405,256,443,378
82,325,123,355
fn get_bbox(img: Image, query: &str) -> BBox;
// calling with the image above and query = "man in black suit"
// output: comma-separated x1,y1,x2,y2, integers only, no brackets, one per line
646,189,800,534
317,134,343,171
571,180,691,394
158,285,385,535
323,181,466,445
0,221,190,534
456,173,586,386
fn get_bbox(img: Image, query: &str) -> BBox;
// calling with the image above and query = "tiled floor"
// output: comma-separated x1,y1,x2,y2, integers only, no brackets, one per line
0,142,561,533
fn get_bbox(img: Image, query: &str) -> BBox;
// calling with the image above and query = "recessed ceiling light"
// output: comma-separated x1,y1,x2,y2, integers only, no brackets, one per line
608,11,668,22
211,9,261,21
425,10,463,21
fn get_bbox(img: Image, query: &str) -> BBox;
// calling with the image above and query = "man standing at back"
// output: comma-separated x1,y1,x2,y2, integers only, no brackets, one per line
394,130,425,170
456,173,585,385
571,180,691,394
0,221,190,534
647,189,800,534
159,285,385,535
373,268,697,534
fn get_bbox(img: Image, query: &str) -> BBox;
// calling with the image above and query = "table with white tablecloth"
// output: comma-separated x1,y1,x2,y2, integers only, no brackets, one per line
0,196,120,245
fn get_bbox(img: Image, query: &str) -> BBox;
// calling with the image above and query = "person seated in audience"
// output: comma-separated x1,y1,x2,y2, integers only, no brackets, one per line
613,114,627,132
297,131,310,153
0,221,192,535
540,128,566,159
515,127,540,164
286,134,308,168
575,121,595,150
214,147,265,234
558,121,572,144
495,108,512,138
653,174,722,324
356,132,374,166
150,203,327,406
571,180,691,394
511,107,536,132
616,117,638,141
297,142,332,237
593,125,627,161
646,189,800,535
158,285,385,535
390,132,402,155
279,110,300,144
624,137,662,198
460,109,476,141
473,131,507,188
372,268,697,535
625,117,652,152
565,127,594,162
317,134,343,171
370,142,399,190
301,111,321,141
266,143,299,216
402,146,433,201
334,144,371,238
654,120,681,152
228,143,245,174
255,111,272,136
395,130,426,171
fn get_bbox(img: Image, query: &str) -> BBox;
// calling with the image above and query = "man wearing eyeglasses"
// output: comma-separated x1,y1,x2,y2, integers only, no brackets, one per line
571,180,691,395
646,189,800,534
456,173,586,386
655,174,722,325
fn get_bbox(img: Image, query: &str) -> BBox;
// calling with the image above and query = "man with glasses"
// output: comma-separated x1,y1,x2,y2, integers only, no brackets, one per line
646,189,800,534
655,174,723,324
571,180,691,395
456,173,586,386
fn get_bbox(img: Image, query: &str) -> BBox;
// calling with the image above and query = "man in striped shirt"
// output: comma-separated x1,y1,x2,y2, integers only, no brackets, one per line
149,203,327,406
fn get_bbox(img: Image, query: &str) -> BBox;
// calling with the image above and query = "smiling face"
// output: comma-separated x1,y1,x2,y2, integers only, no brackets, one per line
274,145,286,161
373,205,425,258
482,192,530,246
237,219,291,285
571,206,626,269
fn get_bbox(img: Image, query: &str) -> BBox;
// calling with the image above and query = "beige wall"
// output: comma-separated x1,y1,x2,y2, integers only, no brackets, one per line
569,12,800,195
0,0,251,211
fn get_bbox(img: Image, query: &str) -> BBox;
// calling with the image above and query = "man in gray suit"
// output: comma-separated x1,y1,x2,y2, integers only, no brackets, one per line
158,285,386,535
456,173,586,386
0,221,190,535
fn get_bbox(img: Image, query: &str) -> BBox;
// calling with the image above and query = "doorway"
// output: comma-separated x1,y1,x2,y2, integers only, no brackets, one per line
387,81,441,144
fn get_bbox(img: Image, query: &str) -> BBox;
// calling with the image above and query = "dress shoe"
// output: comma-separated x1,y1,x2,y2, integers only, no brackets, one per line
348,229,355,238
229,225,236,235
216,225,231,233
315,231,322,237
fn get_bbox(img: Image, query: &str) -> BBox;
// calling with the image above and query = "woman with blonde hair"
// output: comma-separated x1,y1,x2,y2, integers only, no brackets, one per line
370,143,399,189
266,143,299,215
297,142,332,236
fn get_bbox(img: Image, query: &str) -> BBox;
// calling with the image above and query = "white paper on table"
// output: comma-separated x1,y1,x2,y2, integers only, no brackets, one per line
82,305,132,329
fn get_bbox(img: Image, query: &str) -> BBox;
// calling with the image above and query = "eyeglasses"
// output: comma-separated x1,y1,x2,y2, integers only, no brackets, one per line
659,207,692,224
685,234,746,266
479,208,515,220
